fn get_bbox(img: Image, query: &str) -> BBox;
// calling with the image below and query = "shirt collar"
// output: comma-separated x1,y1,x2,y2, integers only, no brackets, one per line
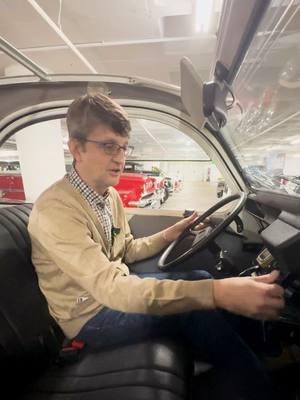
67,165,109,207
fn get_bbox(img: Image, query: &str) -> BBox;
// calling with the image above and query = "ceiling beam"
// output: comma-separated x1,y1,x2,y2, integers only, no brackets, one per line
27,0,98,74
0,36,49,80
0,34,216,54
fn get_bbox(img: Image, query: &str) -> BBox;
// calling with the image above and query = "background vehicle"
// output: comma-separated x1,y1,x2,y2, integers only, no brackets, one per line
216,179,228,198
275,175,300,195
114,172,158,208
124,162,169,205
164,176,182,193
141,169,169,204
0,168,160,208
0,172,25,200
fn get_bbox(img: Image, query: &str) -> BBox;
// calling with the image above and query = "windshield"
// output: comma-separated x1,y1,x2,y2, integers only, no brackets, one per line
221,0,300,195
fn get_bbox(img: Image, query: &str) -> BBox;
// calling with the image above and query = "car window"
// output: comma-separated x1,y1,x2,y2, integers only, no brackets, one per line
220,0,300,195
0,116,230,211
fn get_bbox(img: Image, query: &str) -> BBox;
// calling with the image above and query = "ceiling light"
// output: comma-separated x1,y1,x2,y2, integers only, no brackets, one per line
0,150,19,158
195,0,214,33
266,145,281,151
290,138,300,145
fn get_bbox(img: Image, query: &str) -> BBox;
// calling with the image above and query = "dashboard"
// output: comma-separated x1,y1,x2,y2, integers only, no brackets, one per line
246,191,300,326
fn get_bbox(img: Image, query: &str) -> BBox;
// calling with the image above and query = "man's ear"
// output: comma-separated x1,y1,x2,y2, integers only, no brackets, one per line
68,138,85,163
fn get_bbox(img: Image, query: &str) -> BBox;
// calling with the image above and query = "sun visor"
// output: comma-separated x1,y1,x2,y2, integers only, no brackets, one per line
180,57,206,129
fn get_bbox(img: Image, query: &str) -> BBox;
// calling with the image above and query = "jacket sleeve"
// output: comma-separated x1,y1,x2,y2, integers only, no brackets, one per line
111,189,172,264
123,216,171,264
29,202,215,315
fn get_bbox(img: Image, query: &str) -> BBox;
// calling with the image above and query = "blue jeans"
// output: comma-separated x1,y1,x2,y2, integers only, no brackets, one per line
76,270,274,399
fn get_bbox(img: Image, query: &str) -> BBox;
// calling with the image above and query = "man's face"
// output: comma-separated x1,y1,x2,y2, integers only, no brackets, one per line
69,124,129,194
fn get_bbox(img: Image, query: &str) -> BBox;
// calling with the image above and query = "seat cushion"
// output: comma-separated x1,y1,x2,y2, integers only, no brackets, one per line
22,340,191,400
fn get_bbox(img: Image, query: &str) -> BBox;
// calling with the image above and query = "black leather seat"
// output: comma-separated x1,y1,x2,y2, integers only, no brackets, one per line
0,204,191,399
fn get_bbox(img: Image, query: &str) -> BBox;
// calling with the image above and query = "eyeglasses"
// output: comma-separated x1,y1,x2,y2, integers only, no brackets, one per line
82,139,134,157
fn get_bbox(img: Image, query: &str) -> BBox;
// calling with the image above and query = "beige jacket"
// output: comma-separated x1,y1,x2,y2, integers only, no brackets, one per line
28,177,215,338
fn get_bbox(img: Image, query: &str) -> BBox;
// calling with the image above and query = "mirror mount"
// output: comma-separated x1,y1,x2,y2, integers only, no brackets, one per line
203,61,231,131
181,57,233,131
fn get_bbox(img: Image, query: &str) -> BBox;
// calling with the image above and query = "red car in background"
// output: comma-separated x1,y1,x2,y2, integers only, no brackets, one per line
0,169,159,208
124,162,169,205
0,173,25,201
113,172,158,208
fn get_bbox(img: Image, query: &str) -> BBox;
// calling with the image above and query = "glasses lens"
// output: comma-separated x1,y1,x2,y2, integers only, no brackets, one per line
102,143,133,156
103,143,118,155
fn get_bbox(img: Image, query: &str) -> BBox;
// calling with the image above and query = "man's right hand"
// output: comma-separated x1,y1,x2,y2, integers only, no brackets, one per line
213,270,284,320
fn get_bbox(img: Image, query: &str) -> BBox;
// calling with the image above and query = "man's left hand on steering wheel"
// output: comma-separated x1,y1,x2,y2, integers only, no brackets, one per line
162,211,210,242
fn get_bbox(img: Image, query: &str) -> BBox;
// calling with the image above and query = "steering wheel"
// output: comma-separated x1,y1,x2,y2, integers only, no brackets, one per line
158,192,247,270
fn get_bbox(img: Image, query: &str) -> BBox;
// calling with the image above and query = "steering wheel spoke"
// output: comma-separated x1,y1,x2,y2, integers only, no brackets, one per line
194,226,213,243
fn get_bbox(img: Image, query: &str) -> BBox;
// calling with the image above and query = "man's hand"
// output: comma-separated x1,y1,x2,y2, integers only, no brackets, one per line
213,270,284,320
162,211,199,242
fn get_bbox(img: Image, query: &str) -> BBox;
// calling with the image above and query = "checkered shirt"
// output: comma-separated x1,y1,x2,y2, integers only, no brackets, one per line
67,166,113,245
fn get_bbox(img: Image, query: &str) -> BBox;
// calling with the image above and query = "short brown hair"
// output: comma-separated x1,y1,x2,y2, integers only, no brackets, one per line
66,93,131,140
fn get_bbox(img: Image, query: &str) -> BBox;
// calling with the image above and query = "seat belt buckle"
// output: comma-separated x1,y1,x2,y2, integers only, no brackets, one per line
57,339,85,364
71,339,85,349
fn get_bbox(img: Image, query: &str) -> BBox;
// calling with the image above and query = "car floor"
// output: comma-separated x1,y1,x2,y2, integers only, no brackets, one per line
264,343,300,400
189,358,300,400
160,181,220,211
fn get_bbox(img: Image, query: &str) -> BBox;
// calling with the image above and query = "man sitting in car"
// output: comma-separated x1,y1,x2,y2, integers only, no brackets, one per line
28,93,284,400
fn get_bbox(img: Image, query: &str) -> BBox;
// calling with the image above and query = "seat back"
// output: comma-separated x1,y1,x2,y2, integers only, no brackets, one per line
0,204,192,400
0,204,63,368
